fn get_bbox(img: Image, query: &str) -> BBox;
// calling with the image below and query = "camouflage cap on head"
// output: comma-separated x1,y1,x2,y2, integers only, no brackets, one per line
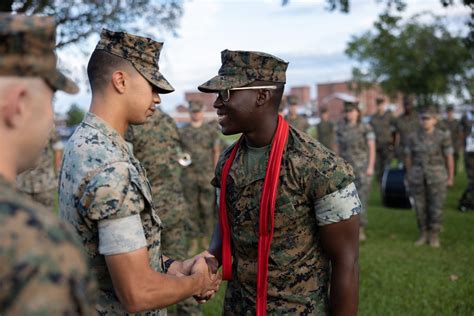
189,100,204,112
287,95,299,106
0,14,78,94
343,101,359,111
418,105,438,117
95,29,174,94
198,49,289,92
446,104,454,112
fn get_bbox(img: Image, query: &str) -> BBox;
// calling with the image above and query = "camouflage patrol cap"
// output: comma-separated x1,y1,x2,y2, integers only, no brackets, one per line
418,105,438,117
95,29,174,94
0,14,78,94
198,49,288,92
287,95,299,106
189,100,204,112
343,101,359,111
446,104,454,112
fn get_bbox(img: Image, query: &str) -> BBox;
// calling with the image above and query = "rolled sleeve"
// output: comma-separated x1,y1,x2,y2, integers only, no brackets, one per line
98,214,147,255
315,182,361,226
80,162,145,221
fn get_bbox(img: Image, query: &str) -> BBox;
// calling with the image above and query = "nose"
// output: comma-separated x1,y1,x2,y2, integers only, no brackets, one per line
213,95,224,109
153,93,161,104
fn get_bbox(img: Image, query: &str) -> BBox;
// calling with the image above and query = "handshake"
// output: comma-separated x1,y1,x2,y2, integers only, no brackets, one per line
166,250,222,303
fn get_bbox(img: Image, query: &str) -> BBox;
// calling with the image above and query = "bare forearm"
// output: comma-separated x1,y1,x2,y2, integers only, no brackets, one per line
368,140,376,171
446,154,454,180
330,260,359,316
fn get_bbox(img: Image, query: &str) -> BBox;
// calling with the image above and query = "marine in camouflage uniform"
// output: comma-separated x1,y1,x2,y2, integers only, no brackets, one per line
316,107,336,150
459,107,474,211
59,29,219,315
285,95,310,133
198,50,361,314
370,98,395,184
179,101,221,240
0,14,97,315
16,128,63,208
336,102,376,233
405,107,454,247
125,108,202,315
394,97,419,164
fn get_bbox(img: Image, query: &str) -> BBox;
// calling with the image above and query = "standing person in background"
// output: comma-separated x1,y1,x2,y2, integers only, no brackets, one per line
394,96,419,165
0,14,97,315
285,95,310,133
405,106,454,247
16,128,63,209
336,101,376,241
316,107,336,151
439,105,462,175
180,101,221,254
125,107,202,315
459,105,474,212
370,97,395,185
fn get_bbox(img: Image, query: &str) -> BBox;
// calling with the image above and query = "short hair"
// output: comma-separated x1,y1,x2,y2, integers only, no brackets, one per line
376,97,384,105
87,50,135,94
320,107,328,114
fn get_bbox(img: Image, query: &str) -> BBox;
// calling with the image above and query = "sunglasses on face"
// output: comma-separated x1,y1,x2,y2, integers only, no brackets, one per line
217,85,278,102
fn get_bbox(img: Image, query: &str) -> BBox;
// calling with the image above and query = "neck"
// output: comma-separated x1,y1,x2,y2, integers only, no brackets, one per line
244,115,278,148
0,142,18,182
90,94,128,136
191,120,203,128
425,127,435,134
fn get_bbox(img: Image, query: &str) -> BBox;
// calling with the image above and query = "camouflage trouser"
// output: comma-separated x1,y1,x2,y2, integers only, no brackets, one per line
410,180,446,233
353,166,372,228
181,172,216,239
375,145,393,184
29,188,56,209
151,187,202,316
459,152,474,211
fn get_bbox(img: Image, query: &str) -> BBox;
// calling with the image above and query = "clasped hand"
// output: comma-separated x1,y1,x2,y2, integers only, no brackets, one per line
167,252,221,304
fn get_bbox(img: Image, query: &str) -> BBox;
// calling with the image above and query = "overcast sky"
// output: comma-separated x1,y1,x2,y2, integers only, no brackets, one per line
54,0,470,114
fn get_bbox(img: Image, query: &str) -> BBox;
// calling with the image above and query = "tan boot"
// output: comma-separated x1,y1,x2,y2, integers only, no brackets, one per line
414,230,428,246
429,231,440,248
359,227,367,242
188,238,199,256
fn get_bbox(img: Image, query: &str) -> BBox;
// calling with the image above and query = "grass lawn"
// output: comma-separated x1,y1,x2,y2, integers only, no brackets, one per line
201,170,474,315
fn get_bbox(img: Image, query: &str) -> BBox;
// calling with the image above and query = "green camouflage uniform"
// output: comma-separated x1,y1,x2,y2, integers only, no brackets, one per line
336,120,375,227
213,128,359,314
285,114,310,133
0,14,95,315
198,50,361,314
316,120,336,150
125,109,201,316
405,127,453,233
459,110,474,211
59,29,174,315
179,120,220,238
16,129,62,208
394,112,419,163
370,111,395,183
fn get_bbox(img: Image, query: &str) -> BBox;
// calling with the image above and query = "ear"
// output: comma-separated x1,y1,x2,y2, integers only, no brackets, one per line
111,70,127,94
256,89,272,107
2,84,27,129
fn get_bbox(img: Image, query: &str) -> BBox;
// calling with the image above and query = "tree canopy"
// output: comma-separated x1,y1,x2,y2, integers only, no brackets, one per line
66,104,85,127
345,12,472,106
1,0,184,48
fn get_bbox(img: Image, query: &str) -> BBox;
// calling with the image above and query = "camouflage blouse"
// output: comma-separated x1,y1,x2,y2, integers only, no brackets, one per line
213,127,360,315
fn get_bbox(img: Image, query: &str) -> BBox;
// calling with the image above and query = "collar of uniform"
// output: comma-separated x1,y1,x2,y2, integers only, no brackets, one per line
227,130,290,188
82,112,132,156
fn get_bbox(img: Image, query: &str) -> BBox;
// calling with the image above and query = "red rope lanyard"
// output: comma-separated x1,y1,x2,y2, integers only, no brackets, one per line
219,115,289,316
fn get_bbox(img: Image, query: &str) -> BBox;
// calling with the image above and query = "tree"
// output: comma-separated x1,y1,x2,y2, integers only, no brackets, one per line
1,0,184,48
345,12,472,106
66,104,85,127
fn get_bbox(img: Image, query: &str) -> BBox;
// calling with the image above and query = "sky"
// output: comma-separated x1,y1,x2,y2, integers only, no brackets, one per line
54,0,470,114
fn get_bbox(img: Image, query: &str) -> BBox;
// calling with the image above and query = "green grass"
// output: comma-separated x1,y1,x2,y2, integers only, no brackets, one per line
202,171,474,315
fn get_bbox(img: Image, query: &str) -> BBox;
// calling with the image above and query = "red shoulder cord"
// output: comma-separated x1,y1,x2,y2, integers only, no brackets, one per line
219,115,289,316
